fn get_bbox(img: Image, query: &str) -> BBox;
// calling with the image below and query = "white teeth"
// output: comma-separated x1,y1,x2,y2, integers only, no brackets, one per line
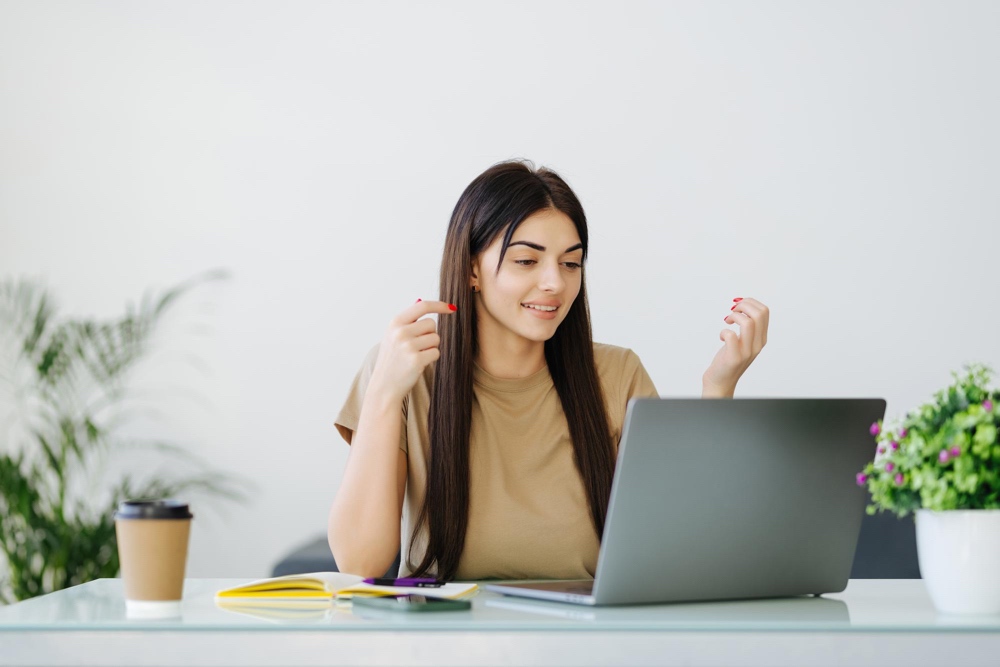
522,304,557,312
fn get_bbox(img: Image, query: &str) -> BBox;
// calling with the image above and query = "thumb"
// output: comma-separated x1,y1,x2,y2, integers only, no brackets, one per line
720,329,739,347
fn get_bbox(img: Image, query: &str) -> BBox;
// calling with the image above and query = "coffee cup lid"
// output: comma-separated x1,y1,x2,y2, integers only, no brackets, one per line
115,500,193,520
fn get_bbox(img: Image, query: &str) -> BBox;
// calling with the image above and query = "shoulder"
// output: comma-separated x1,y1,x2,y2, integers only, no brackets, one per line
592,342,643,373
592,343,656,442
592,342,643,388
593,342,657,401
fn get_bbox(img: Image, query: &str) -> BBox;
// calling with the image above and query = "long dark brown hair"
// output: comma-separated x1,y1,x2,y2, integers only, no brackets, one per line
409,160,615,579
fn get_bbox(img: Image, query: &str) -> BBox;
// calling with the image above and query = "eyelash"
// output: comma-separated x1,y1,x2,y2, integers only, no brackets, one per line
513,259,582,270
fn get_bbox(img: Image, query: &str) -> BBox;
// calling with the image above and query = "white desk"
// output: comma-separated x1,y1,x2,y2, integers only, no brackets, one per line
0,579,997,666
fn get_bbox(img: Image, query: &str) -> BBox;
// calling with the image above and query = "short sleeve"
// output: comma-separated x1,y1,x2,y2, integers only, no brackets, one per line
621,349,658,402
334,344,408,453
595,344,659,449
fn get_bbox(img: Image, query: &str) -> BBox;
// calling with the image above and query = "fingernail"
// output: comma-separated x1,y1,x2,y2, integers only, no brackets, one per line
416,299,422,303
730,304,737,310
733,297,743,302
448,304,457,311
724,316,729,322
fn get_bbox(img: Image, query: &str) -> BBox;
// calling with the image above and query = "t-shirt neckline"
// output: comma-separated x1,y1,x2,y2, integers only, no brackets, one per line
473,362,552,392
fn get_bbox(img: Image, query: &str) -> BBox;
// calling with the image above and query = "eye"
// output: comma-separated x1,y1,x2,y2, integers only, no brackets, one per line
563,262,582,270
513,259,536,266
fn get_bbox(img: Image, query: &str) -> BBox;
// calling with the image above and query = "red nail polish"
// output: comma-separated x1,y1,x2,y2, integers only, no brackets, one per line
730,304,737,310
724,316,729,322
448,304,457,311
416,299,422,303
733,297,743,302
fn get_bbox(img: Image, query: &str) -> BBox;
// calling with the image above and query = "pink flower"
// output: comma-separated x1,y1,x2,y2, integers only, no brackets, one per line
985,400,994,413
856,472,868,486
885,461,895,472
894,473,904,485
877,446,886,454
890,441,899,451
899,429,908,439
870,423,881,437
950,445,961,457
939,450,950,464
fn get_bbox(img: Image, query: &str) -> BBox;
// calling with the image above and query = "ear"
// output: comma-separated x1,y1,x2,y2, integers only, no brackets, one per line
469,259,480,289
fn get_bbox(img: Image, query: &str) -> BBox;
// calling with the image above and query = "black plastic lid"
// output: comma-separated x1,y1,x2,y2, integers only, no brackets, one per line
115,500,192,520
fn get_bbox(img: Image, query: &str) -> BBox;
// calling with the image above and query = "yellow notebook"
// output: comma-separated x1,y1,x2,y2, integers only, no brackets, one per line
215,572,478,603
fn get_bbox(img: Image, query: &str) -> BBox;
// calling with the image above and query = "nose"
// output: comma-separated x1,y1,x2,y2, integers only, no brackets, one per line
538,261,565,294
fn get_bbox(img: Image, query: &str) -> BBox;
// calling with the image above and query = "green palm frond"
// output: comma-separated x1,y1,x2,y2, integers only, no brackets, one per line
0,270,244,603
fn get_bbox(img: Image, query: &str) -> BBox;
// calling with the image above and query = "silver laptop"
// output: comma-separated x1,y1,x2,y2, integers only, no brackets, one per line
486,398,886,606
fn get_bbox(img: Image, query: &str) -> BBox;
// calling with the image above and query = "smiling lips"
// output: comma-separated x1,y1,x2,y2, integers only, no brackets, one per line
521,302,560,319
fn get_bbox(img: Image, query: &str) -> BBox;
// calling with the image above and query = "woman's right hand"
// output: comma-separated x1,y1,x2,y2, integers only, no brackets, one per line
368,299,457,403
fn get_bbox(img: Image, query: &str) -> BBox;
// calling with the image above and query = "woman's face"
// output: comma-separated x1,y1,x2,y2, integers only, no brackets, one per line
471,207,584,347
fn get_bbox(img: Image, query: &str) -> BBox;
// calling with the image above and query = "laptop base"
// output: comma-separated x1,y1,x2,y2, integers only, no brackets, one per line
485,580,596,605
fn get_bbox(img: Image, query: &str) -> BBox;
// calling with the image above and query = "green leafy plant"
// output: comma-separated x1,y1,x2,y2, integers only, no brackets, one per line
0,272,245,603
858,364,1000,517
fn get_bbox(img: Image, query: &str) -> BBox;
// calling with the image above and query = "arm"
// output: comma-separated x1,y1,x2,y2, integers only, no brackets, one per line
701,297,770,398
327,299,455,576
327,389,408,577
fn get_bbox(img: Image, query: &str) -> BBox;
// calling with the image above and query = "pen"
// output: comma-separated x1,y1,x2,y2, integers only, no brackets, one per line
363,577,445,588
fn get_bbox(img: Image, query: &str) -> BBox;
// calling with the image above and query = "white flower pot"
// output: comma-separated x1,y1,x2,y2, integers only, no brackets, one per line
915,509,1000,615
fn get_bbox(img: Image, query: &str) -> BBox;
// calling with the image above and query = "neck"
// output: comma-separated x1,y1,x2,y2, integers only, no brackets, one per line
475,326,547,379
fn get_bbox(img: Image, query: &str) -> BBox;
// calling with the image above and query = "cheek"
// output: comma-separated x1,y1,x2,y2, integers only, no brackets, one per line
567,274,583,300
489,272,528,302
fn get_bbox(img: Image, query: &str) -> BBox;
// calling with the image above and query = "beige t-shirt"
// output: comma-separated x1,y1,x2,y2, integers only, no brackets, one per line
334,342,658,580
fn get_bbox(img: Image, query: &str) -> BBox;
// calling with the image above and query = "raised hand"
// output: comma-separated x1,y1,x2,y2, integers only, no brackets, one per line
368,300,457,403
702,297,770,397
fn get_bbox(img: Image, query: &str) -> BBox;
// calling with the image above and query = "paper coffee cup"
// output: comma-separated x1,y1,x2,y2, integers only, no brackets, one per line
115,500,193,614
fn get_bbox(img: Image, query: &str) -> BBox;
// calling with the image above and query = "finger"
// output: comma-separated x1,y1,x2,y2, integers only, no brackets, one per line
752,300,769,348
417,346,441,366
733,300,768,351
725,311,755,358
732,297,768,316
738,297,768,313
734,298,769,328
402,318,439,338
731,299,763,319
719,328,739,348
730,302,758,350
395,299,457,326
411,332,441,353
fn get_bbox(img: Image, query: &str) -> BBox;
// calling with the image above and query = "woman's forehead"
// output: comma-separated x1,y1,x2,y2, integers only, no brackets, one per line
502,209,581,250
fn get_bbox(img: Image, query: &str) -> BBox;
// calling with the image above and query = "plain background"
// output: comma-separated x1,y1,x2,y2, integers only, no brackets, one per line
1,0,998,579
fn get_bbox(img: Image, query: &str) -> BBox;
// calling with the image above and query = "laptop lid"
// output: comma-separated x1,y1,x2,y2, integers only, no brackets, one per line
587,398,886,605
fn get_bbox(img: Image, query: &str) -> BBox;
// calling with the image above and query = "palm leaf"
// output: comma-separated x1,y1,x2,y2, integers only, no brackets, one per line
0,271,244,603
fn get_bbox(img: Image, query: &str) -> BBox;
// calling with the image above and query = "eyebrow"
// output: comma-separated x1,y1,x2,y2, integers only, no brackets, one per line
508,241,583,253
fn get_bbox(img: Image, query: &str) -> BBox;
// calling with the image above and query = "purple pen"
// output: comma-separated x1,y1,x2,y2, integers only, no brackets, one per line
363,577,445,588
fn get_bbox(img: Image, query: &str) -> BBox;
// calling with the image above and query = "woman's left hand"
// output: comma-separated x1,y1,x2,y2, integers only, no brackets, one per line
702,297,770,397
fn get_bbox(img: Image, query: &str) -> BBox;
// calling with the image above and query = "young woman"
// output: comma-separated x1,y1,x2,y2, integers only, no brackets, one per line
329,161,769,581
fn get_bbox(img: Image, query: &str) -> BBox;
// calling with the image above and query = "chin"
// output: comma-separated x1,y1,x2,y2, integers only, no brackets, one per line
526,330,558,343
515,321,563,343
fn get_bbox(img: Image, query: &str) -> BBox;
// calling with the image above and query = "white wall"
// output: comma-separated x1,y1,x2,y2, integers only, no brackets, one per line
1,0,998,578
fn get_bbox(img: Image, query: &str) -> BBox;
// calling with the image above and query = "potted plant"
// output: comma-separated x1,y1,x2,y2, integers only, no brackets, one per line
857,363,1000,615
0,272,246,603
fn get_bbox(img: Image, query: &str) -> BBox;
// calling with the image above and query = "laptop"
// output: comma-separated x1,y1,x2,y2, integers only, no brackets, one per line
485,398,886,606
